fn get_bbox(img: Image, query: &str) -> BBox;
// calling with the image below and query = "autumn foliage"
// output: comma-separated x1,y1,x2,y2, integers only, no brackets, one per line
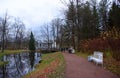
80,38,110,54
24,52,65,78
80,28,120,61
108,38,120,61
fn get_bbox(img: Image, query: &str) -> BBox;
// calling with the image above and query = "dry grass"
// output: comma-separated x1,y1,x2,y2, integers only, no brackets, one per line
24,52,65,78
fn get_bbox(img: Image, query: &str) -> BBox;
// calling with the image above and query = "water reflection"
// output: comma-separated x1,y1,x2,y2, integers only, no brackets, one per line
29,52,35,69
0,52,41,78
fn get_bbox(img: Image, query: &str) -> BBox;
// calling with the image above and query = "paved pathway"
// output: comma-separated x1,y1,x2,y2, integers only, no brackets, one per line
62,52,119,78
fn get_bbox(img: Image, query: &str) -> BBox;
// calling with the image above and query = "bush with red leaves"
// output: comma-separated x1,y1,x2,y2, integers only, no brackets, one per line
108,38,120,61
80,38,120,61
80,38,110,54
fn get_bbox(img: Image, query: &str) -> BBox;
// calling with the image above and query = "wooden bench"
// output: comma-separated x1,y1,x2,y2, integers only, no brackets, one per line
88,51,103,65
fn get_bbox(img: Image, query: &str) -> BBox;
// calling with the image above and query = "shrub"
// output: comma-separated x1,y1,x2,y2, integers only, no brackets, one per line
108,38,120,61
79,27,120,61
80,38,110,54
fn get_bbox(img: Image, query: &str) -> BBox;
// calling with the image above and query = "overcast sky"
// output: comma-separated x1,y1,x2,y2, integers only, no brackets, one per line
0,0,68,30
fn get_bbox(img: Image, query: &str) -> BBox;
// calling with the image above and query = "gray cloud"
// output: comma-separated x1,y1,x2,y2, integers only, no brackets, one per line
0,0,67,29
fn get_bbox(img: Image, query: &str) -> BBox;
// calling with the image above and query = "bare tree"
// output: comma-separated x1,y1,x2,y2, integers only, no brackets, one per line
51,20,56,49
1,13,10,52
51,18,63,49
0,12,11,78
12,18,25,49
99,0,111,31
0,17,2,48
40,24,52,50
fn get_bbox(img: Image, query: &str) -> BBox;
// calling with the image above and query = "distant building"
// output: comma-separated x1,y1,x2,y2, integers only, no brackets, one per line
36,40,53,50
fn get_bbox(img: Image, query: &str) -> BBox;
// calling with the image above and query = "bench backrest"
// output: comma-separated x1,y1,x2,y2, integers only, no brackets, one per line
93,51,103,60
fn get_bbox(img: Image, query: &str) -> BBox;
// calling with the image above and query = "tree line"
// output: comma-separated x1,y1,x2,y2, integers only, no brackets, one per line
0,0,120,52
0,13,30,52
45,0,120,51
35,0,120,51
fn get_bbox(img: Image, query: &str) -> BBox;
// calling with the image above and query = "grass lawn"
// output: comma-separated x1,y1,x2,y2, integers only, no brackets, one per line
75,52,89,58
0,61,8,66
24,52,65,78
0,50,28,55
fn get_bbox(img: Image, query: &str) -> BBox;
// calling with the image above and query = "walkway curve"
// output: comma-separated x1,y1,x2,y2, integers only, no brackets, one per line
62,52,119,78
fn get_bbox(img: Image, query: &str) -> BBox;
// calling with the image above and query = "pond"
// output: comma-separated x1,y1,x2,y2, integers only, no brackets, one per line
0,52,42,78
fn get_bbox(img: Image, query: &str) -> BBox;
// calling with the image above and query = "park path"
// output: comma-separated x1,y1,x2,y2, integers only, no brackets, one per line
62,52,119,78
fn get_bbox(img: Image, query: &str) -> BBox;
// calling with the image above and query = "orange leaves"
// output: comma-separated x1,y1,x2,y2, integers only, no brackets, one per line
104,57,120,76
80,38,110,54
27,58,60,78
24,52,65,78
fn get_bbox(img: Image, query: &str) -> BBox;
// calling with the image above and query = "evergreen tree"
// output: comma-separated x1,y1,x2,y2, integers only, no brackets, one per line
81,1,93,39
29,32,35,51
99,0,110,31
91,2,100,38
109,2,120,29
66,1,76,49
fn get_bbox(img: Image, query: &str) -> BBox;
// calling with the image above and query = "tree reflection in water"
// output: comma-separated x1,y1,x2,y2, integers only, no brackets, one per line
29,51,35,69
0,52,41,78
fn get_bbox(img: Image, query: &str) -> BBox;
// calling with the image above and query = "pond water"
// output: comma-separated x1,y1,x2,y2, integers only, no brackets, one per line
0,52,42,78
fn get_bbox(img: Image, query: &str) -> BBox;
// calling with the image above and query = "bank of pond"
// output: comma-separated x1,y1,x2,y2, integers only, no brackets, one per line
0,52,41,78
0,51,65,78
